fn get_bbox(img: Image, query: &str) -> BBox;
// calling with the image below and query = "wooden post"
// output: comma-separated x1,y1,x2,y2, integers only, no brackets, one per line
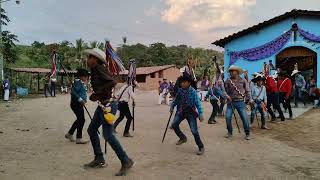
30,73,33,93
37,73,40,93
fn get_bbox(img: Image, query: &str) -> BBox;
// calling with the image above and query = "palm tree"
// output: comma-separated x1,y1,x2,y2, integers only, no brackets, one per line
89,41,98,48
75,38,85,67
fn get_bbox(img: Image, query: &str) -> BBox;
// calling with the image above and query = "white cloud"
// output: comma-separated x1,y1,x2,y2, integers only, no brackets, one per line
161,0,256,40
135,20,144,25
144,5,159,17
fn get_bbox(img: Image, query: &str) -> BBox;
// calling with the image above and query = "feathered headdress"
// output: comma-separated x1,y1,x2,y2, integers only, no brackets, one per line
105,41,126,75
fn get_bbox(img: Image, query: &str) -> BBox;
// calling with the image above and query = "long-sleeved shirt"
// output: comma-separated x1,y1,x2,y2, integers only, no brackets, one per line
90,64,117,102
224,77,251,101
159,82,170,93
205,86,224,101
251,85,267,102
2,79,10,90
115,84,135,103
200,80,210,91
265,76,278,94
295,74,306,88
278,78,292,99
71,79,87,103
171,86,203,116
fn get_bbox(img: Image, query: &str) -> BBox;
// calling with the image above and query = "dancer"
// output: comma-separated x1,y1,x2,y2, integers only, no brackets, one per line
278,72,293,119
291,69,306,107
65,69,90,144
170,74,205,155
113,80,138,137
205,82,224,124
250,74,269,129
2,75,10,101
224,65,251,140
83,48,133,176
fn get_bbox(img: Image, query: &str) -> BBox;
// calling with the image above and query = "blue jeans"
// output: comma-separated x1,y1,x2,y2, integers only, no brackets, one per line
171,113,204,149
250,101,266,127
295,87,306,106
87,102,129,162
225,101,250,135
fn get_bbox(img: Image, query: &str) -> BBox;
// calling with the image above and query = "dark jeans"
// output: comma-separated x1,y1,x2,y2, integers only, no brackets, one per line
250,101,266,127
44,84,50,98
294,87,306,106
279,92,292,117
171,113,204,149
50,82,56,97
267,92,285,121
68,102,85,138
209,99,219,122
114,102,132,134
87,102,129,162
225,101,250,135
219,99,225,114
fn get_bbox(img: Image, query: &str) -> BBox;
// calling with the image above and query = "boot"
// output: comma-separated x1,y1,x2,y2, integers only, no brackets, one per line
76,138,89,144
65,133,74,142
176,138,187,145
224,133,232,139
84,158,106,169
115,158,134,176
123,133,134,138
196,147,205,155
208,120,217,124
245,134,251,140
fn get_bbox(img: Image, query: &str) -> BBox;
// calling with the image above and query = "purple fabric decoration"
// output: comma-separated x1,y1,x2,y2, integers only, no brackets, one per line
298,28,320,43
230,30,292,66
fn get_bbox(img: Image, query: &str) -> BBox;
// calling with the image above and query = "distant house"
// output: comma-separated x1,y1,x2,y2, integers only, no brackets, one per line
118,65,180,90
213,9,320,87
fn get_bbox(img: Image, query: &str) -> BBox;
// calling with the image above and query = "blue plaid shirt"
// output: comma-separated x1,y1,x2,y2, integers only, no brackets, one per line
171,86,203,116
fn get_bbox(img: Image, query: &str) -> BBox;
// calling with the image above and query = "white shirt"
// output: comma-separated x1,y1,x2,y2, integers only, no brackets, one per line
115,84,135,103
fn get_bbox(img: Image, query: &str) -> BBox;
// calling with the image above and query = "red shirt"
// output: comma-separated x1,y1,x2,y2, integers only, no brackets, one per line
265,76,278,94
278,78,292,99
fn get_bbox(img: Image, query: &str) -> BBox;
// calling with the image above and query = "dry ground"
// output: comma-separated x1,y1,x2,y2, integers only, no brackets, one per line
0,91,320,180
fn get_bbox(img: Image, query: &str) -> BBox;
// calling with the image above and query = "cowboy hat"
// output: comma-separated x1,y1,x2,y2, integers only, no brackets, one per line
228,65,244,74
291,70,300,76
272,72,278,79
83,48,106,63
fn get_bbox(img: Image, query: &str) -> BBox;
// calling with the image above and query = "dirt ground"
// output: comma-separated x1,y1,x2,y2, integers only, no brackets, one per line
0,91,320,180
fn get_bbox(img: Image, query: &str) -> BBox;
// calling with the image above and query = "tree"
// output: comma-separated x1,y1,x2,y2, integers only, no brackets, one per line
75,38,85,67
1,8,19,66
89,41,98,48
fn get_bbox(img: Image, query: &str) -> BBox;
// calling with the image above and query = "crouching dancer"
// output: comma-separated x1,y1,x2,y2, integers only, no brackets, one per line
83,48,133,176
170,74,205,155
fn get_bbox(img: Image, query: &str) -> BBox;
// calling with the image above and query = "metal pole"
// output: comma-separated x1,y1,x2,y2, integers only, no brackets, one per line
0,1,3,81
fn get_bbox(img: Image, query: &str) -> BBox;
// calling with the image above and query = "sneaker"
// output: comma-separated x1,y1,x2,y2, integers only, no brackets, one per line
196,147,205,155
65,133,75,142
261,126,270,130
224,133,232,139
245,135,251,140
123,133,134,138
115,158,134,176
176,138,187,145
84,158,106,169
76,138,89,144
288,115,293,120
208,120,217,124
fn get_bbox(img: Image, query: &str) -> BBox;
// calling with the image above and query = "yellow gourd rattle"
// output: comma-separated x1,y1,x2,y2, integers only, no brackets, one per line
103,106,115,124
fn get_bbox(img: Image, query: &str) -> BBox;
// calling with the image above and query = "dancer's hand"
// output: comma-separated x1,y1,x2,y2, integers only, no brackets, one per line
133,101,136,107
226,96,232,103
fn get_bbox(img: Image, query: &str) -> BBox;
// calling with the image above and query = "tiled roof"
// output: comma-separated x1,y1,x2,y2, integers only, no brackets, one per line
212,9,320,47
10,67,76,74
120,65,176,75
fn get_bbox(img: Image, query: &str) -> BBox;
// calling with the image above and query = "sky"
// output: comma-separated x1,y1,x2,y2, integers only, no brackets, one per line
3,0,320,49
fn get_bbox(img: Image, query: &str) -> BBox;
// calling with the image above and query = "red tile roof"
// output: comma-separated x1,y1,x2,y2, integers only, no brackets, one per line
120,65,176,75
213,9,320,47
10,67,76,74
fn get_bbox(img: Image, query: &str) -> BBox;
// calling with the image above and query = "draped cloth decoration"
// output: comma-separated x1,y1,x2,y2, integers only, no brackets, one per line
229,30,292,66
105,41,126,75
298,28,320,43
50,50,57,79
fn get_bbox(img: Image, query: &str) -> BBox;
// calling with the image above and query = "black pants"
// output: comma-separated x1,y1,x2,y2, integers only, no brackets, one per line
44,84,50,98
267,92,285,121
68,102,85,138
51,82,56,97
209,99,219,122
114,102,132,134
279,92,293,117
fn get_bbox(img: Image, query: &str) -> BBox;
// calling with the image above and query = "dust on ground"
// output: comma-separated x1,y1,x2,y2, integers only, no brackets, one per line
0,91,320,180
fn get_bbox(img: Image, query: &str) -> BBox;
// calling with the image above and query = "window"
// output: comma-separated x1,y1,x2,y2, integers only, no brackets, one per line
136,75,146,83
151,73,155,78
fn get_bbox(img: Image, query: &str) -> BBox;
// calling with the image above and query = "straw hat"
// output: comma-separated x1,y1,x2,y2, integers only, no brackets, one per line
228,65,244,74
291,70,300,76
83,48,106,63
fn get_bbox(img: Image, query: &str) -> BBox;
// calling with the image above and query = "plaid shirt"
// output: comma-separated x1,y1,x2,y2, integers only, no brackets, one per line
171,86,203,116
